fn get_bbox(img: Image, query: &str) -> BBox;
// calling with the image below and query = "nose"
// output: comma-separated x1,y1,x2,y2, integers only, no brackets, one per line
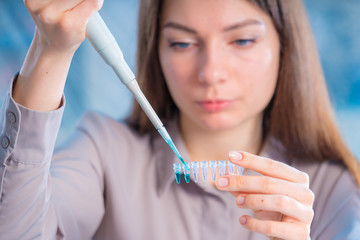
198,43,228,86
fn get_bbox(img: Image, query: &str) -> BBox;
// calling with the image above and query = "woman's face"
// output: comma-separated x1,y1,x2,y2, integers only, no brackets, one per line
158,0,280,132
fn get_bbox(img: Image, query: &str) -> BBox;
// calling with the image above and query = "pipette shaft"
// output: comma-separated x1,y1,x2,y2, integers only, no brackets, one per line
86,12,189,170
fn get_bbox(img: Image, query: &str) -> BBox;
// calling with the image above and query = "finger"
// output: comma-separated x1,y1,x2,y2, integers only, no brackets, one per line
236,194,314,223
34,1,85,27
254,210,283,222
216,175,315,206
229,191,244,197
67,0,103,21
44,0,103,23
45,0,84,14
240,215,310,240
24,0,52,13
24,0,83,15
37,0,103,39
228,151,310,185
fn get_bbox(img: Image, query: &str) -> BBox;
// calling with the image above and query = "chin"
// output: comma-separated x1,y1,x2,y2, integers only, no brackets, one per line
195,114,241,132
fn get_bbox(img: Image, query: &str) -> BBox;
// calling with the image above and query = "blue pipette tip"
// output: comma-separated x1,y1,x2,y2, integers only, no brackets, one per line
157,126,190,171
165,138,190,171
179,156,190,171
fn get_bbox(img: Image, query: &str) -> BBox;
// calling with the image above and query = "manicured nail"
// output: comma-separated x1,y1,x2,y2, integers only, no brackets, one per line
229,151,243,162
240,216,247,225
237,196,245,205
217,177,229,187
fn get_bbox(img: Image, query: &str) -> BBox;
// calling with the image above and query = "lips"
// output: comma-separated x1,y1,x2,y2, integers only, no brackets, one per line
197,99,232,112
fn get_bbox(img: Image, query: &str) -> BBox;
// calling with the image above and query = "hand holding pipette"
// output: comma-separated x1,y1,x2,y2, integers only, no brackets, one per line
86,12,189,170
16,0,188,170
14,0,104,111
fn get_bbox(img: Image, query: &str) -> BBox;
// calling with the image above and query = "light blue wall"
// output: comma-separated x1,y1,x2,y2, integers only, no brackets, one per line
304,0,360,158
0,0,359,158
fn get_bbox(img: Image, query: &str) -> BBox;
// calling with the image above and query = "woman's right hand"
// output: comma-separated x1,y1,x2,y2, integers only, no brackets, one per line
13,0,103,111
25,0,103,53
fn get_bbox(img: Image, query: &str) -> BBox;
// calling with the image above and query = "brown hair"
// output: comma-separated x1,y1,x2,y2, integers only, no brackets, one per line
128,0,360,185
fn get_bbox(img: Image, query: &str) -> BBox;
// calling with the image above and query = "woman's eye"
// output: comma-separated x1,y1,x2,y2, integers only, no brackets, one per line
169,42,192,50
234,39,257,46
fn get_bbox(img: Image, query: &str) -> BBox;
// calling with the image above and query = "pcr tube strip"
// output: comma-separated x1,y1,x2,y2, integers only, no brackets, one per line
173,160,244,184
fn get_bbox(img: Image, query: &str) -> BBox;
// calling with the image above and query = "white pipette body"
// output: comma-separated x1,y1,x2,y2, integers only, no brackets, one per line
86,12,189,169
86,13,161,127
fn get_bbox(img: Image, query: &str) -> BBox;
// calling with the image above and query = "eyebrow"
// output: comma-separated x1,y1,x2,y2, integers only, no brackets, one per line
224,19,263,32
162,22,197,34
161,19,263,34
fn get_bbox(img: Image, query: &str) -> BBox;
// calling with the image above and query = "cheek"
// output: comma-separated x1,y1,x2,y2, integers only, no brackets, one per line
158,53,188,112
246,46,279,97
160,60,184,98
159,48,195,99
230,45,279,114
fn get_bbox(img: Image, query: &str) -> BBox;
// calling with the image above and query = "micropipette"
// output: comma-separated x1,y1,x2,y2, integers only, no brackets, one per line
86,12,189,170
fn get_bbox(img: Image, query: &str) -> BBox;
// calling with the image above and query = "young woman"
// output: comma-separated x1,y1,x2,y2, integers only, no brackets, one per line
0,0,359,239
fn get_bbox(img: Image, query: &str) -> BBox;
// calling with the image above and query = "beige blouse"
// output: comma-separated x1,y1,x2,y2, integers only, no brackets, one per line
0,80,359,239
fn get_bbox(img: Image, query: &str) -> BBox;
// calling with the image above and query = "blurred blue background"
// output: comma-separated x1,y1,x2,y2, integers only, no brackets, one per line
0,0,359,158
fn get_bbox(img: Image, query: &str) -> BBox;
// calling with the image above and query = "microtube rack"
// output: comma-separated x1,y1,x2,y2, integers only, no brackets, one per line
173,160,244,184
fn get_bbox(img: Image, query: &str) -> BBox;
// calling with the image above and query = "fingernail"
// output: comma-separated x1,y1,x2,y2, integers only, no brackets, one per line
237,196,245,205
229,151,243,162
217,177,229,187
240,216,247,225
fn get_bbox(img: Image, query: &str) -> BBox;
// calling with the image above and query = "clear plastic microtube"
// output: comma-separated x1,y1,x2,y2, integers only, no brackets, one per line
219,160,227,176
237,166,244,176
200,161,208,182
228,161,235,175
184,162,191,183
173,163,182,184
210,160,217,182
191,162,200,183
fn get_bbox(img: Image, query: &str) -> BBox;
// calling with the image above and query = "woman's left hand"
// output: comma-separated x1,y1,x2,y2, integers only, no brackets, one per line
215,151,315,240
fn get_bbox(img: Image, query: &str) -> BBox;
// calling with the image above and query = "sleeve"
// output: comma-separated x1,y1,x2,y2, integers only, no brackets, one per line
0,76,105,239
312,170,360,240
